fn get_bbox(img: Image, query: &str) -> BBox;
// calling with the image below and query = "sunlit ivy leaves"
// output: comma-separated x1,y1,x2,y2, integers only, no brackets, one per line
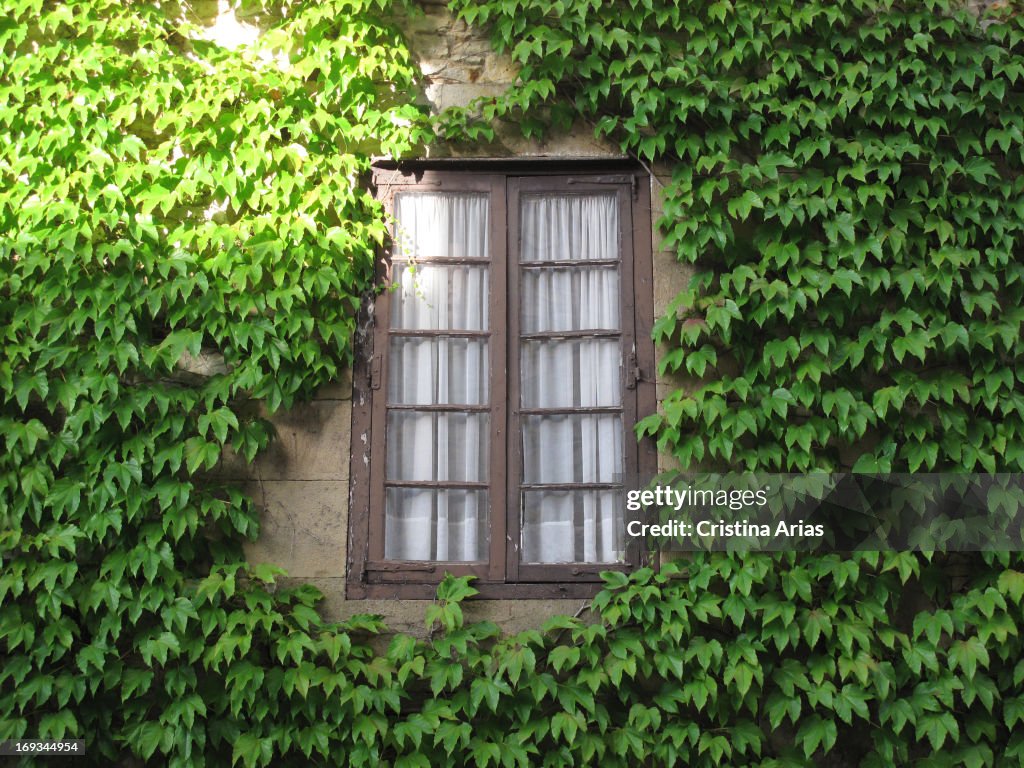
446,0,1024,474
1,0,426,764
5,0,1024,766
440,0,1024,765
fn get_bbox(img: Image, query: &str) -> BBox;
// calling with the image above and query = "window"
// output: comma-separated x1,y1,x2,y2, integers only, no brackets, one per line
348,162,656,598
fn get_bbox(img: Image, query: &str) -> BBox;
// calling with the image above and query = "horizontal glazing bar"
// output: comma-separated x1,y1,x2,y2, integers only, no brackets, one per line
520,330,620,340
385,480,490,489
387,404,490,412
520,483,623,491
519,259,621,268
392,256,490,266
390,330,491,338
365,561,439,572
519,406,622,415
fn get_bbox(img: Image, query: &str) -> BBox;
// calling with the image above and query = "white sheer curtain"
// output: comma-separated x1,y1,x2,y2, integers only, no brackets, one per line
521,339,620,408
384,193,489,562
390,264,488,330
521,414,624,562
382,191,626,564
518,194,625,564
385,489,485,561
520,195,619,261
522,490,624,563
388,337,487,405
393,193,488,259
521,268,619,332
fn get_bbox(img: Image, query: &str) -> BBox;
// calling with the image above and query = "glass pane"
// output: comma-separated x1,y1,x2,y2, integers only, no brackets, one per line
386,411,489,482
521,490,624,563
520,194,618,261
393,193,489,260
390,264,488,330
385,488,488,561
521,339,620,408
520,267,620,332
521,414,623,484
388,337,488,405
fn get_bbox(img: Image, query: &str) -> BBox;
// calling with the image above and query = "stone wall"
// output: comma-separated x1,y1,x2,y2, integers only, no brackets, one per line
396,1,615,158
207,0,1004,636
198,0,685,636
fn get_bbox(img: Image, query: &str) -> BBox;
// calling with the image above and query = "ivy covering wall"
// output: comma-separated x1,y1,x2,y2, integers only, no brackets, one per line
2,0,1024,766
443,0,1024,475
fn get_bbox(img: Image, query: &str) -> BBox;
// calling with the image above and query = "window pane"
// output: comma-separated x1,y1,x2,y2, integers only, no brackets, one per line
385,488,488,561
520,267,620,332
390,264,489,330
388,337,488,405
521,490,624,563
386,411,489,482
521,414,623,484
393,193,489,259
521,339,620,408
520,194,618,261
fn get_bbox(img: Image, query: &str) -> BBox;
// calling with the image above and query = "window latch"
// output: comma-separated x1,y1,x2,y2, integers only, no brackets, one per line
369,354,382,390
625,353,644,390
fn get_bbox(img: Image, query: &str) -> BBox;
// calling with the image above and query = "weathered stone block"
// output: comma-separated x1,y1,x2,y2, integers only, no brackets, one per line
425,82,508,111
214,399,351,481
243,480,348,578
480,56,519,84
333,597,587,639
256,400,352,481
315,367,352,401
652,247,693,320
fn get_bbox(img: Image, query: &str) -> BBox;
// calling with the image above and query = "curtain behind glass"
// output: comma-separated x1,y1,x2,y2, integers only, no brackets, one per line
520,195,618,261
385,193,489,562
394,194,488,259
519,193,625,564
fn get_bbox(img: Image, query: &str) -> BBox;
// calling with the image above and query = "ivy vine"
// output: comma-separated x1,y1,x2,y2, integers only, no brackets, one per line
2,0,1024,766
444,0,1024,474
1,0,426,762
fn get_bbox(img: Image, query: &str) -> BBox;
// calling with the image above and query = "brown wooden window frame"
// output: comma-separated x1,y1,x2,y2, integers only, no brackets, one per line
347,160,656,599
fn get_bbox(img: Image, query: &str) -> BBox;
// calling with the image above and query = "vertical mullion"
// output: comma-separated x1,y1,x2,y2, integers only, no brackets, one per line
631,175,656,569
617,181,642,569
488,176,508,582
367,199,393,563
505,178,522,582
617,185,639,496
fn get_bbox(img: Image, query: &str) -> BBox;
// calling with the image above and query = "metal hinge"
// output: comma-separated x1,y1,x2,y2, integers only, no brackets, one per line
625,352,643,390
369,354,382,390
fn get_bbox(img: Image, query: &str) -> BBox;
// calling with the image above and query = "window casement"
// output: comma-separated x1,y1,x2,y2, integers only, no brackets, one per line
348,161,656,599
